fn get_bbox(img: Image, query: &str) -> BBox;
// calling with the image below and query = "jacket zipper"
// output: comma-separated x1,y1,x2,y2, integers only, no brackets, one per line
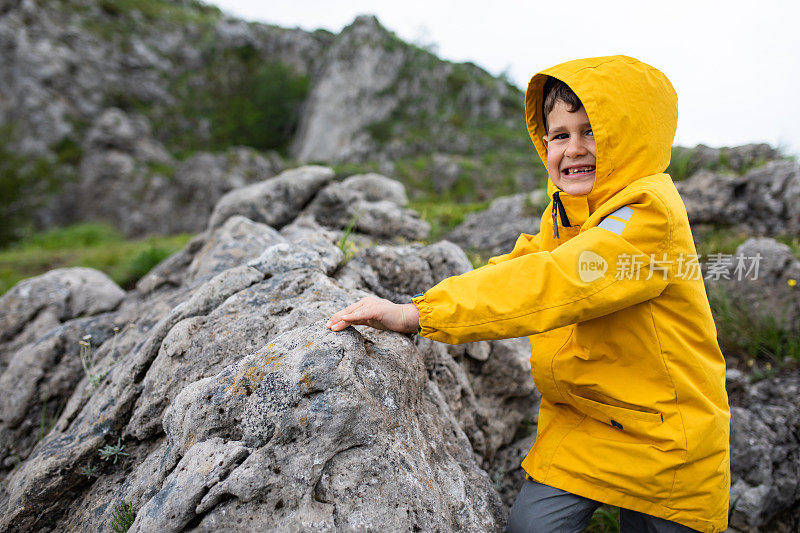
551,191,572,239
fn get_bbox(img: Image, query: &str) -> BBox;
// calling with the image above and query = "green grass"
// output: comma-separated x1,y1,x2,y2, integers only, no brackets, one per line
109,500,136,532
694,227,800,262
583,505,620,533
694,227,750,259
409,200,489,242
709,285,800,368
775,235,800,259
94,0,221,26
666,146,694,181
0,223,193,296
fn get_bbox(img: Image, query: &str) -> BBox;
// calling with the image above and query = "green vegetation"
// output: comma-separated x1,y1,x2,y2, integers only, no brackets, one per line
0,223,193,296
694,226,800,262
0,126,81,247
99,438,129,464
97,0,221,24
408,199,489,241
109,500,136,532
337,212,362,263
775,235,800,259
79,462,101,479
666,146,694,182
584,506,620,533
164,46,310,155
79,335,107,387
709,285,800,370
38,400,63,442
693,226,749,259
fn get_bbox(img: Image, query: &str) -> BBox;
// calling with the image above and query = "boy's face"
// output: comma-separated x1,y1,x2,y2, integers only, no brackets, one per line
542,101,596,196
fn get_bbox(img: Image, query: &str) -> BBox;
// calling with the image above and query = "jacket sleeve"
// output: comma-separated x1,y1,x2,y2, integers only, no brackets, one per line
412,196,673,344
486,231,543,266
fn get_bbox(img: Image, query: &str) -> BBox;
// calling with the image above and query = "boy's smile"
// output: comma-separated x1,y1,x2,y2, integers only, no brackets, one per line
542,101,596,196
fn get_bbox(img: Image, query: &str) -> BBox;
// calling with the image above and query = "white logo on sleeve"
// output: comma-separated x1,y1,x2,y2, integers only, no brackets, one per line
578,250,608,282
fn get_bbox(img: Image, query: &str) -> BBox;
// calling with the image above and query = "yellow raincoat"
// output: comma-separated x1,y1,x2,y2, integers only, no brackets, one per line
412,56,730,532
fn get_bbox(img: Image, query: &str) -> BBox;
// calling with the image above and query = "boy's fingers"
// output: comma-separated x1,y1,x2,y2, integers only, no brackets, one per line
328,302,381,330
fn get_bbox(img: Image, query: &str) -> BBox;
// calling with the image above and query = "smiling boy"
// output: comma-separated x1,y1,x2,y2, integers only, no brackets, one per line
328,56,730,532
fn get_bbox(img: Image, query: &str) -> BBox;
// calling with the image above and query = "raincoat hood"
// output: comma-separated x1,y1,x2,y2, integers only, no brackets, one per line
526,55,678,215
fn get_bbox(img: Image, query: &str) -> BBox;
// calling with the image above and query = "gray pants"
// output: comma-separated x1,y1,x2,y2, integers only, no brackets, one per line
505,479,698,532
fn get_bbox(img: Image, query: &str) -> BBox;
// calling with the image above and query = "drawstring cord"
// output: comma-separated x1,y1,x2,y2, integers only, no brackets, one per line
551,191,572,239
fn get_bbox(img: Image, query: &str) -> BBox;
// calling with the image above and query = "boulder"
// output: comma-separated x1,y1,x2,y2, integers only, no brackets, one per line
0,194,528,531
677,160,800,236
0,267,124,345
709,237,800,334
727,371,800,531
304,175,429,241
446,191,546,258
208,166,334,230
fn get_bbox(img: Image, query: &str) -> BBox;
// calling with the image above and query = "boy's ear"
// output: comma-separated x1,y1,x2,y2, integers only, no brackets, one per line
542,135,549,151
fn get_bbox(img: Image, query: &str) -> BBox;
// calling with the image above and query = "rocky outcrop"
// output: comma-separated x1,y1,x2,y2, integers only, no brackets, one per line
446,190,546,258
290,16,407,163
305,173,430,241
677,159,800,236
672,144,780,179
1,1,526,240
207,166,334,230
708,238,800,334
290,15,520,164
36,108,284,236
726,370,800,532
0,168,538,532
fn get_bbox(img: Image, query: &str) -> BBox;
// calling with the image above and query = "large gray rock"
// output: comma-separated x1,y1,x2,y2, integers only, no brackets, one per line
187,216,286,283
208,166,334,230
304,176,429,241
446,190,546,258
709,237,800,334
336,240,470,303
677,160,800,236
0,204,529,531
291,16,407,163
128,324,503,532
673,144,779,179
0,267,124,345
727,370,800,531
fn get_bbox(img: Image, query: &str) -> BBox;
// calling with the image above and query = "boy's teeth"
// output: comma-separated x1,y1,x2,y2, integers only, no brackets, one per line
565,167,595,175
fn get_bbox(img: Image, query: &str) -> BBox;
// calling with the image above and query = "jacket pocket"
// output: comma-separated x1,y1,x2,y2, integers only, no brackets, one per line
567,387,662,434
530,326,574,403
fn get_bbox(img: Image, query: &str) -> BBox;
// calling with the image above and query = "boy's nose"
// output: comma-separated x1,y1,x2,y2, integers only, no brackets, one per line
565,137,588,157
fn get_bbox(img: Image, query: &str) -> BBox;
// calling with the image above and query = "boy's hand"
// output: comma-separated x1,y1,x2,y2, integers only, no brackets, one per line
326,297,420,334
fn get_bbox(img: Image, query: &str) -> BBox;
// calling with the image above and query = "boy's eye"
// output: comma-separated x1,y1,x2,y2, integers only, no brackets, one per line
554,133,568,140
586,129,594,137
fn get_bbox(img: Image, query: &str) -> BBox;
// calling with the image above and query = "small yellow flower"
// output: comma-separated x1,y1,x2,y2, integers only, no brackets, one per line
747,358,754,367
788,279,797,287
765,362,772,371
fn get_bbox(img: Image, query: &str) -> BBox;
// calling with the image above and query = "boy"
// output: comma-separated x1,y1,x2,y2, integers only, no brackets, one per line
327,56,730,533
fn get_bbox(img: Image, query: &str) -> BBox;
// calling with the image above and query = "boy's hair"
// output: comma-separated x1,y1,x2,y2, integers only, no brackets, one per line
542,77,583,133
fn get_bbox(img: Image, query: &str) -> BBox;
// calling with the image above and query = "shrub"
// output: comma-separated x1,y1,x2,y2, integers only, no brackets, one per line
118,245,174,286
0,127,77,247
170,46,310,154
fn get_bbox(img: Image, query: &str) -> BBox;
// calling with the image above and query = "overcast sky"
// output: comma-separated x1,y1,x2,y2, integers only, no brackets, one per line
208,0,800,155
